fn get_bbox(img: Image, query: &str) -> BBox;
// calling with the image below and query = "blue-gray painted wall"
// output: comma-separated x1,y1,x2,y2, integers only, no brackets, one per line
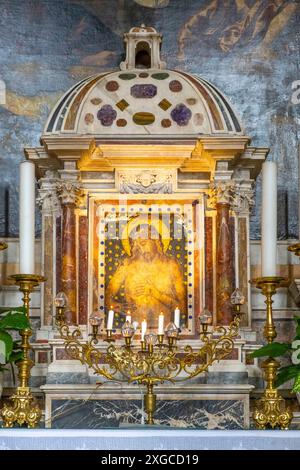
0,0,299,239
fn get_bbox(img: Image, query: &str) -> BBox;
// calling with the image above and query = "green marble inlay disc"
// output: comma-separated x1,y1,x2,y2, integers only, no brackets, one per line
119,73,137,80
151,72,169,80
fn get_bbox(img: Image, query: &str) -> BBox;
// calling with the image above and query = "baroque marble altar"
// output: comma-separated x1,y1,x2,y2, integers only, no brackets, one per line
23,26,269,429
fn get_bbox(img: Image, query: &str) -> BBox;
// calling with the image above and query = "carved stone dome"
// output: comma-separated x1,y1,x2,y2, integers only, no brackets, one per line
44,26,243,138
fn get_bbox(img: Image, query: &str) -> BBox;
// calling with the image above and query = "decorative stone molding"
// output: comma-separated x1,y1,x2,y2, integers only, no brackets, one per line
117,169,174,194
231,183,255,215
208,181,236,209
57,181,82,205
37,170,61,216
76,191,88,211
77,141,107,171
289,279,300,307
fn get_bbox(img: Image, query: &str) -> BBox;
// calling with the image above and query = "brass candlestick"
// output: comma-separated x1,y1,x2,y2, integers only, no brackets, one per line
145,382,156,425
55,306,65,328
104,329,115,343
199,309,213,339
1,274,46,428
251,276,293,430
54,292,67,328
288,242,300,257
0,241,8,251
157,334,164,346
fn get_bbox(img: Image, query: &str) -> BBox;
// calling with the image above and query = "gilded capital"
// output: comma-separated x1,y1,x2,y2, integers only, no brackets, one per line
208,181,235,209
57,180,82,205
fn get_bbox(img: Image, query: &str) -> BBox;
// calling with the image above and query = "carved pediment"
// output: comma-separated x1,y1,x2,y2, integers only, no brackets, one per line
117,169,175,194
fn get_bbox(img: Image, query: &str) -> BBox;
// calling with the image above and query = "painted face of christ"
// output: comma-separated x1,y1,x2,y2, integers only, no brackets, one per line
130,225,163,262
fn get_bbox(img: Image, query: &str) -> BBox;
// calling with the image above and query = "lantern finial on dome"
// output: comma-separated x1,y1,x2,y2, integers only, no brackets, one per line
120,26,166,71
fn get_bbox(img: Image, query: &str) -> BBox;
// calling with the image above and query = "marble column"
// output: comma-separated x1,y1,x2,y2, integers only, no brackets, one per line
78,215,88,325
204,216,214,314
211,182,235,325
37,170,61,327
57,181,81,325
231,181,254,327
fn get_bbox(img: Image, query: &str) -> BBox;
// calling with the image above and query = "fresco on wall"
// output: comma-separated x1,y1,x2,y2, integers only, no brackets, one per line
0,0,299,239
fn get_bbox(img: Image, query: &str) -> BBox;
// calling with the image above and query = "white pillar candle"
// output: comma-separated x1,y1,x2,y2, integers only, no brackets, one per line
107,307,114,330
261,161,277,277
158,312,164,335
19,161,35,274
141,319,147,341
125,311,131,324
174,307,180,329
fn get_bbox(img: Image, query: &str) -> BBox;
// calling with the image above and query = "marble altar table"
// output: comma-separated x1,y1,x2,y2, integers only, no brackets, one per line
0,429,300,450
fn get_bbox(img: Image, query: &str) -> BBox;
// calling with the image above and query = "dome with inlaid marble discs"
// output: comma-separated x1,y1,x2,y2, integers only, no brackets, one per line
44,26,243,138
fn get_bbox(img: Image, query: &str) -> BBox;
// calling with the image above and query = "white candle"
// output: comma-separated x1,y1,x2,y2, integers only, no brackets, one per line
261,161,277,277
125,311,131,324
19,161,35,274
158,312,164,335
174,307,180,329
107,307,114,330
141,319,147,341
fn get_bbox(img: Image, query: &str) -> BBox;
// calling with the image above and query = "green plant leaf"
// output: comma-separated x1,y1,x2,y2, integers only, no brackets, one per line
0,306,26,315
0,330,13,360
275,364,300,387
292,316,300,339
293,374,300,392
7,351,23,363
0,312,29,330
250,342,291,358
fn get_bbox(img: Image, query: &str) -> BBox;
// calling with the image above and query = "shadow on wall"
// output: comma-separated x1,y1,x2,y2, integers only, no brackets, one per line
277,189,298,240
0,185,41,238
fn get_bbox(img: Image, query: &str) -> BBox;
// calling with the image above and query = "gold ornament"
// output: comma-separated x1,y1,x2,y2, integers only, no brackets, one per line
251,276,293,430
58,303,241,425
1,274,46,428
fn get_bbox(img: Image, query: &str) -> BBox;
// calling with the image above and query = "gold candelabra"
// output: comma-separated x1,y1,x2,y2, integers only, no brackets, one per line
251,276,293,430
57,290,244,425
1,274,46,428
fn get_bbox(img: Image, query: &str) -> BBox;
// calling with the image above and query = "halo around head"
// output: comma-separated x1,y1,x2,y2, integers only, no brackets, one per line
120,214,171,255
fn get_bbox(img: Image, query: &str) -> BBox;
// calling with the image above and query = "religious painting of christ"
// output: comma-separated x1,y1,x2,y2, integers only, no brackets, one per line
92,199,203,331
105,218,185,326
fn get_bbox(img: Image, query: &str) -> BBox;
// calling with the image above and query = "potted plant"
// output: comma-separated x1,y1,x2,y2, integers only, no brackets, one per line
251,315,300,400
0,306,30,397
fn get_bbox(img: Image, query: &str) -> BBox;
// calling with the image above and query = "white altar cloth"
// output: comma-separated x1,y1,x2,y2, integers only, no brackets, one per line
0,429,300,450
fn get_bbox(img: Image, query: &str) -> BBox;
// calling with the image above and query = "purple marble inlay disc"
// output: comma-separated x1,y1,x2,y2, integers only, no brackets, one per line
131,84,157,99
97,105,117,126
171,103,192,126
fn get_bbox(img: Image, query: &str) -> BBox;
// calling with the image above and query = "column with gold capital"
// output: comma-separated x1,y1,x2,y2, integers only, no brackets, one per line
57,180,81,325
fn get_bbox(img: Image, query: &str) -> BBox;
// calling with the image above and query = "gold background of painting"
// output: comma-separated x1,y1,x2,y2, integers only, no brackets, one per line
90,197,203,333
